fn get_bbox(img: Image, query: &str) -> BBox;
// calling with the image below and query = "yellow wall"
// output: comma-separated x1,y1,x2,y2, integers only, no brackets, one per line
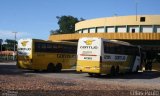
75,15,160,30
49,33,160,41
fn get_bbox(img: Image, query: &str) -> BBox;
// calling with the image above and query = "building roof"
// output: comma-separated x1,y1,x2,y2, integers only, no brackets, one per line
75,15,160,31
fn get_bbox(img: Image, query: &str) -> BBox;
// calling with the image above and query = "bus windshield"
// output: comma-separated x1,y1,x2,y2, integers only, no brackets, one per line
18,39,32,56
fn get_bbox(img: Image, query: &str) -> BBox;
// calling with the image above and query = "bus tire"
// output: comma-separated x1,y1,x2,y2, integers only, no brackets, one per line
110,66,115,76
34,70,39,72
95,73,101,77
88,73,94,77
135,66,139,73
148,64,152,71
145,64,148,71
115,66,119,75
47,63,55,72
56,63,62,72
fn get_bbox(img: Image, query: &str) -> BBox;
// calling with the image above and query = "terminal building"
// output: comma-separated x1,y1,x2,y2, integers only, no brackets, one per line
49,15,160,58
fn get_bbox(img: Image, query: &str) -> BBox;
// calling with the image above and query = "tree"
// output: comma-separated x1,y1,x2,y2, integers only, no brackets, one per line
56,15,78,34
50,29,60,35
0,39,2,51
3,39,17,51
0,39,2,43
50,15,85,35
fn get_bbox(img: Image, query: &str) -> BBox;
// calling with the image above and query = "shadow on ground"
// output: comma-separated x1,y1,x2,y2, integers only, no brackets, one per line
0,64,24,75
0,63,160,79
86,71,160,79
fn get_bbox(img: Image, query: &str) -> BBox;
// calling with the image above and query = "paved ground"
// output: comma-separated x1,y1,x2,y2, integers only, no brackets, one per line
0,62,160,96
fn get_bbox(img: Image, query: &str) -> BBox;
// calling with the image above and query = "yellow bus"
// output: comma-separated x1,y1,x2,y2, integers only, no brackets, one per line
76,37,141,76
17,39,77,72
151,53,160,71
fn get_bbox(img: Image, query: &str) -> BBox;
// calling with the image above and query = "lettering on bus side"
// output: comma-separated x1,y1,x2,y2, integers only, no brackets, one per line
104,55,127,61
104,55,111,59
80,46,98,49
18,48,31,55
57,54,76,58
115,56,126,61
18,48,31,51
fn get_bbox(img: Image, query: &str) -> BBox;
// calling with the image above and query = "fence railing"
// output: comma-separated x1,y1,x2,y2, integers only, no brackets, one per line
0,55,17,61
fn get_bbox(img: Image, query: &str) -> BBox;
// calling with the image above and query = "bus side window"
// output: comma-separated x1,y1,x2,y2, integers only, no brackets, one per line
62,45,76,53
41,43,46,52
52,44,58,53
46,43,52,52
57,44,62,53
103,42,107,53
103,42,115,54
120,45,125,55
69,45,77,53
35,42,42,52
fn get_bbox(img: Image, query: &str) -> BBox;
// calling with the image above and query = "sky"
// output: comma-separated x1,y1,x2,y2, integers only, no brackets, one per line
0,0,160,41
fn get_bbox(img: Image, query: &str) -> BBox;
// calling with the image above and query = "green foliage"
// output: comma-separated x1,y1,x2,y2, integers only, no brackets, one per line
0,39,2,47
50,29,60,35
3,39,17,51
0,39,2,44
5,39,17,44
50,15,85,35
0,39,2,51
0,39,18,51
57,15,78,34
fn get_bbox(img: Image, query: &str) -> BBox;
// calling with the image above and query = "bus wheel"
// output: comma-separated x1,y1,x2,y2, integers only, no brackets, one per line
47,63,55,72
95,73,101,77
145,64,148,71
110,66,115,76
148,64,152,71
135,66,139,73
56,63,62,72
88,73,94,77
34,70,39,72
115,66,119,75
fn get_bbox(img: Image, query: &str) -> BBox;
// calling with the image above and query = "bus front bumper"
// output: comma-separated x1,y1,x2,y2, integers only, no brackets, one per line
76,65,100,73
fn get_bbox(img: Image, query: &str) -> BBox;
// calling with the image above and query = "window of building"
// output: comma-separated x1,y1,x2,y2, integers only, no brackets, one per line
132,29,135,33
107,26,115,33
128,26,139,33
78,30,82,33
89,28,96,33
140,17,145,22
141,25,153,33
97,27,105,33
117,26,126,33
155,25,160,33
82,29,88,33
